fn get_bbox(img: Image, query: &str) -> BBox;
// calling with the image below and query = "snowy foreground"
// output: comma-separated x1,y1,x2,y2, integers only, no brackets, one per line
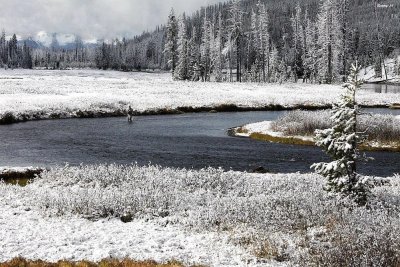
1,164,399,266
1,69,400,123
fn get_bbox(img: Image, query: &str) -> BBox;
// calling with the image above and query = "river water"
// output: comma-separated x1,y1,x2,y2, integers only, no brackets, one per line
0,110,399,176
361,83,400,94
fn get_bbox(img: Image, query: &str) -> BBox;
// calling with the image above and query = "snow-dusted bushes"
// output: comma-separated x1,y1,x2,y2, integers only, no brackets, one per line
361,114,400,143
305,208,400,266
271,110,331,136
6,164,397,265
271,110,400,144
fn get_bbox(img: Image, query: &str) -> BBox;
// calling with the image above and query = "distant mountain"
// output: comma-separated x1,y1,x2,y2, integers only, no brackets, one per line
18,37,45,49
20,31,101,50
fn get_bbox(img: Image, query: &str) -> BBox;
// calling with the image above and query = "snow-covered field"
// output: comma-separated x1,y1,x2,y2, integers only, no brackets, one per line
1,164,399,266
1,69,400,123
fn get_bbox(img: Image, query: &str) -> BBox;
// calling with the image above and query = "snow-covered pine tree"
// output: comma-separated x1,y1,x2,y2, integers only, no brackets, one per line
312,62,371,205
164,9,178,76
317,0,342,84
187,27,199,81
338,0,350,81
269,44,279,82
214,12,224,82
304,12,318,83
174,15,189,80
249,8,260,81
228,0,243,82
200,12,211,82
291,3,304,82
0,30,6,65
258,1,270,82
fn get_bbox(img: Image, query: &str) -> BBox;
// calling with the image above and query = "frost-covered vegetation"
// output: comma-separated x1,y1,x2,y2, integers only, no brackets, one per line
1,164,399,266
312,64,371,205
1,69,400,124
271,111,400,145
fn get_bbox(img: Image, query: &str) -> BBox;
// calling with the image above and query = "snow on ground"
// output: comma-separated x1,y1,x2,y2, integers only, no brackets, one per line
1,69,399,123
1,164,399,266
0,165,284,266
359,57,400,83
0,204,261,266
236,121,313,142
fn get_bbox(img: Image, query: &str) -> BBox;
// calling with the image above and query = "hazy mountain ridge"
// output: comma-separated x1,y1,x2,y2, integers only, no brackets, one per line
18,32,100,50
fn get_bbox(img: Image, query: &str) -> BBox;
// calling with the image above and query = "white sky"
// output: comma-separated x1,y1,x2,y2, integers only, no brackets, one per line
0,0,226,40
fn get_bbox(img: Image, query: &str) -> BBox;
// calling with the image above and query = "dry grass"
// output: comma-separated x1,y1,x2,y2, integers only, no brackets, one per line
248,131,400,152
249,132,315,146
0,258,198,267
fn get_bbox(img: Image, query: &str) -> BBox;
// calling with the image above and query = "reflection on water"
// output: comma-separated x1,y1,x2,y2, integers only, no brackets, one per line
361,83,400,94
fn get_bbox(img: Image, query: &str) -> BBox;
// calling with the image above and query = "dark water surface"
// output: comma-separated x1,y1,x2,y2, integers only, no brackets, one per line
0,111,399,176
361,83,400,94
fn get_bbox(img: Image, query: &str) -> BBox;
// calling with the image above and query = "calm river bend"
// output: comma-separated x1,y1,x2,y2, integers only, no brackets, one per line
0,109,399,176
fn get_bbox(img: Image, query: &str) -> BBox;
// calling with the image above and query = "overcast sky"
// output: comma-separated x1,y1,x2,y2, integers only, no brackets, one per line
0,0,226,40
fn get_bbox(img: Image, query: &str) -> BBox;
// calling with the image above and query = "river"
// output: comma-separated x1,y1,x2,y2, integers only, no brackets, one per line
362,83,400,94
0,110,399,176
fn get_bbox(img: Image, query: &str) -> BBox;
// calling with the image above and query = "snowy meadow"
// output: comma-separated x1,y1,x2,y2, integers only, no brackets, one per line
0,164,399,266
1,69,400,266
1,69,400,124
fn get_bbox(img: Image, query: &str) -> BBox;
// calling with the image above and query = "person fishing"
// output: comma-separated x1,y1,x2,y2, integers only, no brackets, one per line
127,105,134,122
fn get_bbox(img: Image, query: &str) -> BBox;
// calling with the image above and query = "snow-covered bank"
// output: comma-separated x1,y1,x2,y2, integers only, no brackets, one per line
0,166,41,175
233,111,400,152
0,167,43,184
1,69,399,124
235,121,313,143
1,164,399,266
359,58,400,84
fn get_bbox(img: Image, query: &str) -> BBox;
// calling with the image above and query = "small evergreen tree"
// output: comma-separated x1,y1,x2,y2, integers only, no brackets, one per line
312,63,372,205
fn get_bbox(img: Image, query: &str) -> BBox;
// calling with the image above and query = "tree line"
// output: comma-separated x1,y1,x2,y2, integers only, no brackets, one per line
0,31,33,69
1,0,400,84
165,0,400,83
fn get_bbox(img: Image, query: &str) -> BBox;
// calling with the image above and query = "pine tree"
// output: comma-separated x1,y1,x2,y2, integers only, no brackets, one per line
291,3,304,81
214,12,224,82
164,8,178,76
304,13,318,82
9,34,18,68
200,12,211,81
269,44,279,82
338,0,350,81
249,8,259,80
174,15,189,80
317,0,342,84
258,1,270,82
228,0,243,82
312,63,371,205
187,27,199,81
0,30,6,65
